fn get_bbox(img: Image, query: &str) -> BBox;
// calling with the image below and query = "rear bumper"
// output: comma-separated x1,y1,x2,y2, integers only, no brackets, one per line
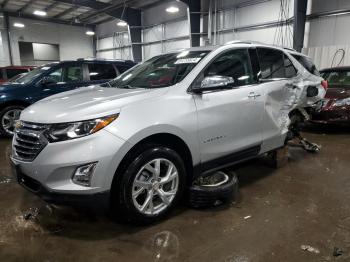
12,161,110,209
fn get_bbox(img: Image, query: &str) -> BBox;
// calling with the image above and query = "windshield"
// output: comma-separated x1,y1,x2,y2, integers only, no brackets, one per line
13,65,54,84
321,70,350,88
108,50,210,89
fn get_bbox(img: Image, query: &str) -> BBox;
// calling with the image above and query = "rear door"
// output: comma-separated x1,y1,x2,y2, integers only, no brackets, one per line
86,63,118,85
193,48,265,164
256,47,299,152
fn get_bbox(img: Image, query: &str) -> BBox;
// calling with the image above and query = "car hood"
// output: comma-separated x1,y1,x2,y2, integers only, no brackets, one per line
21,85,166,123
325,86,350,99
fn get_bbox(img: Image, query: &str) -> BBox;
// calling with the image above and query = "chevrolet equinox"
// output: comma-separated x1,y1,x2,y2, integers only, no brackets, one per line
11,42,325,223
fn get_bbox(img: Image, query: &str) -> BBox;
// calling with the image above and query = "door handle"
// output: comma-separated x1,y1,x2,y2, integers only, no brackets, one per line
248,92,261,99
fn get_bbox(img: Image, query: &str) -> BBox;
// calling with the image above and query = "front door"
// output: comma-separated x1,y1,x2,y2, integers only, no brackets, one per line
38,63,86,100
193,48,265,164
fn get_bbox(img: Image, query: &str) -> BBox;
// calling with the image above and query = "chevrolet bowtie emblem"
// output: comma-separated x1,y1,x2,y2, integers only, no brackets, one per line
14,120,22,129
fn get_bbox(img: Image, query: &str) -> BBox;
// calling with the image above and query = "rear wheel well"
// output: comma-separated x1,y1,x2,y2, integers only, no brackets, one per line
111,133,194,196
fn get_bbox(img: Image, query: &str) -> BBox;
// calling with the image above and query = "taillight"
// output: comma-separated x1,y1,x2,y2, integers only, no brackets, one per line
321,80,328,90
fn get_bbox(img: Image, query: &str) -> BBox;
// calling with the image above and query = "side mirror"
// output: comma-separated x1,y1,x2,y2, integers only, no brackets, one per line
41,77,57,86
193,75,235,93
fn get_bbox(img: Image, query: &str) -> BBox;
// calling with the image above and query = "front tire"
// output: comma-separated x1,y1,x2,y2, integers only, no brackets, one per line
0,105,24,137
112,145,186,224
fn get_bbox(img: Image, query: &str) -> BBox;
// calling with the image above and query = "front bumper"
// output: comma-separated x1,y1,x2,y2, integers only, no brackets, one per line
13,162,110,209
11,129,130,207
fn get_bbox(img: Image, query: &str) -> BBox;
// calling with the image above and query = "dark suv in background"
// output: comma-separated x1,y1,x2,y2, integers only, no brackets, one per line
0,59,136,137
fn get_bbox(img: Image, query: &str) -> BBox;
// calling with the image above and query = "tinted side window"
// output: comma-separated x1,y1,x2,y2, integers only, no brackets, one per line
292,54,320,76
284,55,297,78
257,48,285,79
88,64,117,81
64,65,83,82
6,69,28,79
204,48,256,87
47,68,63,83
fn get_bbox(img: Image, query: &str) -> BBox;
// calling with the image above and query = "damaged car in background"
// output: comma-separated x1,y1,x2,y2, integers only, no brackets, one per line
310,66,350,125
10,41,325,224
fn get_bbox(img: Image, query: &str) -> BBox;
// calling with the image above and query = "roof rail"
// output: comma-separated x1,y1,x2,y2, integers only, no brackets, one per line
76,58,134,63
224,40,268,46
283,47,297,52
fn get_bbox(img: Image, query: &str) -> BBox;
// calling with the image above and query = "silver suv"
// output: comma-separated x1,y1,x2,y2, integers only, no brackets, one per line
11,42,325,223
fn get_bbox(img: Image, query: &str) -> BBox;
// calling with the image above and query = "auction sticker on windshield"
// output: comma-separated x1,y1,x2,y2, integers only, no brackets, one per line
175,58,202,64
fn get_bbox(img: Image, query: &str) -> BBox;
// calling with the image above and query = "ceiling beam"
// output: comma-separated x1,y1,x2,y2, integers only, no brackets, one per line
1,0,9,9
45,1,60,12
53,0,111,11
53,5,78,19
18,0,37,13
3,10,95,27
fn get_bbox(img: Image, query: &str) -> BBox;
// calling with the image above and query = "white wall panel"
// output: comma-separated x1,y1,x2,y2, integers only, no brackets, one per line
0,30,9,66
235,0,293,27
97,50,113,59
165,20,189,38
98,37,114,50
303,45,350,70
164,39,190,52
143,25,163,42
7,17,93,65
142,43,162,60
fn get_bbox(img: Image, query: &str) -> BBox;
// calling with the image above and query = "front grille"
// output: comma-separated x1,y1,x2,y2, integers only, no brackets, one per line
12,122,49,162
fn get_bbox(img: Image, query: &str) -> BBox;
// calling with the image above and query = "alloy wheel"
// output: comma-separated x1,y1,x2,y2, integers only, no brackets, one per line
132,158,179,216
1,109,22,135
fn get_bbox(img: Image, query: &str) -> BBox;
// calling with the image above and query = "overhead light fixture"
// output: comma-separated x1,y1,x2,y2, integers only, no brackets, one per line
33,10,47,16
117,21,128,27
86,31,95,36
13,22,25,28
166,6,179,13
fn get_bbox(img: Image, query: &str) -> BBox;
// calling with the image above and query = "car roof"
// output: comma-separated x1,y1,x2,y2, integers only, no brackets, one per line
170,40,308,58
320,66,350,72
0,66,35,69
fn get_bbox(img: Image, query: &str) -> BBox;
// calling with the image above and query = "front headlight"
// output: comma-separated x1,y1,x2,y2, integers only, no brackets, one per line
333,97,350,107
45,114,118,142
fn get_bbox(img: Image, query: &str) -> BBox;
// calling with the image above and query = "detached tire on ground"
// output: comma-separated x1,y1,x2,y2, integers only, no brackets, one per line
189,171,238,208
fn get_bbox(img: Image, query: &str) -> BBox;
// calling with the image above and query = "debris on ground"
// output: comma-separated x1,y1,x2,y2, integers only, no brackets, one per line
288,128,321,153
0,177,12,184
301,244,320,254
333,247,344,257
23,207,39,221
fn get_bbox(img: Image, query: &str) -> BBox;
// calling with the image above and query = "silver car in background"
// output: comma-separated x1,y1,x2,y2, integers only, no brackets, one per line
11,41,325,223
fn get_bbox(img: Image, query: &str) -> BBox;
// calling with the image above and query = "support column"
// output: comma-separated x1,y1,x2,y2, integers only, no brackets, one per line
182,0,201,47
4,13,13,65
293,0,308,52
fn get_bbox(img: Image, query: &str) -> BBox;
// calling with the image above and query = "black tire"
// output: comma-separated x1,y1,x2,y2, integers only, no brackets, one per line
0,105,25,137
189,171,238,208
111,144,186,225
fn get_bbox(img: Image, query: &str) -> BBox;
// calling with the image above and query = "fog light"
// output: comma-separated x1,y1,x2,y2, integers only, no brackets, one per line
72,163,97,187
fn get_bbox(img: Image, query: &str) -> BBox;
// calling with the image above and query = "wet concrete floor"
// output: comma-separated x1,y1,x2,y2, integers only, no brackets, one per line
0,126,350,261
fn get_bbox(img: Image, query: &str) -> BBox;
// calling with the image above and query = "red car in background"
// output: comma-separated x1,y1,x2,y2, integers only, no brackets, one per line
311,66,350,125
0,66,35,84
